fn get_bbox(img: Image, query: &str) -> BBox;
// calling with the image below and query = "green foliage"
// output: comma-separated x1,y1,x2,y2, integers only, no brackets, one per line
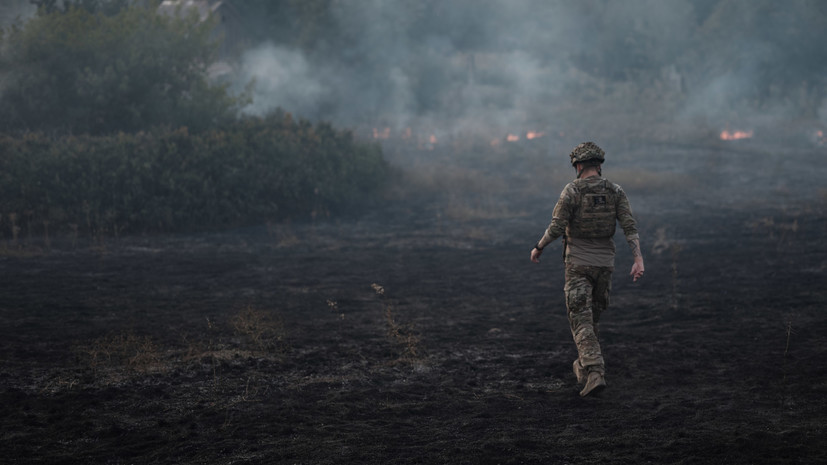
0,112,388,236
31,0,132,16
0,2,242,135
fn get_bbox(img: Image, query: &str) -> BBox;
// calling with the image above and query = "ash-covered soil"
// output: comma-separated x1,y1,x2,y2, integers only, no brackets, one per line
1,142,825,464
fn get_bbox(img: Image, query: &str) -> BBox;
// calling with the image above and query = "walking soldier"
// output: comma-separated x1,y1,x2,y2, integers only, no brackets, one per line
531,142,645,397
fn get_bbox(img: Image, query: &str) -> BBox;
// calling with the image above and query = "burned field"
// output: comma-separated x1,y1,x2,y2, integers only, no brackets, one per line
0,141,825,464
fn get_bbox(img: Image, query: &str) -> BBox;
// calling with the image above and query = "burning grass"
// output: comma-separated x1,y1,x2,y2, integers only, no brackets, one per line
720,129,754,140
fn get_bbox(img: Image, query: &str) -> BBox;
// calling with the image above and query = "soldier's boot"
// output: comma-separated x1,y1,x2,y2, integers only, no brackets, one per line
572,359,587,385
579,371,606,397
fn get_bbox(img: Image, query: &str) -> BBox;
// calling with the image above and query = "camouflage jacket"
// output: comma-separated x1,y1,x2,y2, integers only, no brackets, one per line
541,176,639,245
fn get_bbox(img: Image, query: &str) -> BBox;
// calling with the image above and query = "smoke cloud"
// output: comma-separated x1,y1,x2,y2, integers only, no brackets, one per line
229,0,826,144
239,43,327,117
0,0,36,28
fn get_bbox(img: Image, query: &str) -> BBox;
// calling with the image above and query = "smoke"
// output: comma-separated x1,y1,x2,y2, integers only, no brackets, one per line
0,0,36,28
239,43,326,117
235,1,579,137
229,0,827,141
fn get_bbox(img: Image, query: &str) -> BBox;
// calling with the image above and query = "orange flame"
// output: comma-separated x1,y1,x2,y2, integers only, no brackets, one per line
526,131,546,140
372,127,391,139
720,130,753,141
429,134,437,144
506,134,520,142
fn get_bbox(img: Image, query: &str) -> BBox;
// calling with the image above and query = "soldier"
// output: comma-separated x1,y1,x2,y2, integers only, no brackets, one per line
530,142,644,397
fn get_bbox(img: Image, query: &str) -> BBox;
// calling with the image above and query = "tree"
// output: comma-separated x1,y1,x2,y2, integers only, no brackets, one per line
0,2,243,134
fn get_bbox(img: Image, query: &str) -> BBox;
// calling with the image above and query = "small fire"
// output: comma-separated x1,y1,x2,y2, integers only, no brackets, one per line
367,126,551,148
816,130,825,146
720,129,753,141
526,131,546,140
372,127,391,140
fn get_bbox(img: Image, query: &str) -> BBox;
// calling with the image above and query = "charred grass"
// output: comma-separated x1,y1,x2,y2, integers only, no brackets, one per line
1,141,826,464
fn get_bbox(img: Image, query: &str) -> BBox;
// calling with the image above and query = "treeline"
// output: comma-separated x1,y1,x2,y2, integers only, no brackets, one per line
0,2,238,134
0,113,387,238
0,2,388,238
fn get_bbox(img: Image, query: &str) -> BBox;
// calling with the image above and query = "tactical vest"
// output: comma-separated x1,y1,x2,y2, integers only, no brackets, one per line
565,178,619,239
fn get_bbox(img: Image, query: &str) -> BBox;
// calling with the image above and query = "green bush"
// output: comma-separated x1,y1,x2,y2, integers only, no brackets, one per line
0,112,388,237
0,2,241,135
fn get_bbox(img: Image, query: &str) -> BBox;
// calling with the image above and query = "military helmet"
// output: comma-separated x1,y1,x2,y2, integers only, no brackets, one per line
569,142,605,166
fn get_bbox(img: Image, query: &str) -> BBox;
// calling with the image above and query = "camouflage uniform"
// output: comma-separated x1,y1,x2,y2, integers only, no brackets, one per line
539,175,639,377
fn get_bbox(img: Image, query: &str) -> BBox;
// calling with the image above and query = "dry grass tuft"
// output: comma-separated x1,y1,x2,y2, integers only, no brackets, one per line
372,283,423,365
266,221,300,247
76,331,164,375
649,227,682,311
747,215,800,250
384,305,422,363
231,306,287,353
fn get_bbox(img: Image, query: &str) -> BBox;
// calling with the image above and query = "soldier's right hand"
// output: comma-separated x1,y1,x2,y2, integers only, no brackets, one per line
630,259,644,281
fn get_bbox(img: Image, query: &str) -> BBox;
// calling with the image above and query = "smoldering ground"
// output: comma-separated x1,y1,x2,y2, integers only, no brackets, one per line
1,138,825,464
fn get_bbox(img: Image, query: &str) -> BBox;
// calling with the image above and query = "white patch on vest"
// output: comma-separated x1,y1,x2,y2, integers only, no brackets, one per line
582,194,613,218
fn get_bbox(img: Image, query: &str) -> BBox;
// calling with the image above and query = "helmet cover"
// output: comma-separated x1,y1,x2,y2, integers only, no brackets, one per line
569,142,605,166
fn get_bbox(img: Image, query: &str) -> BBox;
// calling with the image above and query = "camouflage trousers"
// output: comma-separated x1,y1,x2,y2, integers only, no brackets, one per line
564,263,613,375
